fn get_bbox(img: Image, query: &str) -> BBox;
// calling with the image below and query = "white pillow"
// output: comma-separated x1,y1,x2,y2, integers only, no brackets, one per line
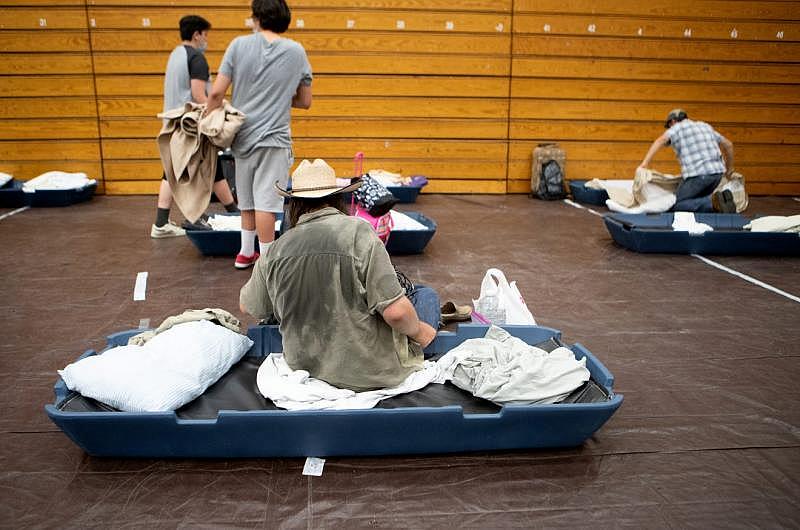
58,320,254,412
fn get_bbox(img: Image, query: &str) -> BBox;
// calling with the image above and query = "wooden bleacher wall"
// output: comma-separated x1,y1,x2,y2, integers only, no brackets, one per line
1,1,798,196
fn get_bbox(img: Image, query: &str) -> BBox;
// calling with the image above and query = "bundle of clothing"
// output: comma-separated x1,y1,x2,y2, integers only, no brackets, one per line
21,171,96,192
367,169,428,188
257,326,591,410
586,168,748,214
744,215,800,233
157,101,245,222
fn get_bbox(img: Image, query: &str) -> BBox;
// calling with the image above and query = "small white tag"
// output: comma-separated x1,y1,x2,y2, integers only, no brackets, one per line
445,21,454,30
396,20,405,29
346,19,355,29
296,19,305,28
138,318,150,329
303,457,325,476
133,272,148,301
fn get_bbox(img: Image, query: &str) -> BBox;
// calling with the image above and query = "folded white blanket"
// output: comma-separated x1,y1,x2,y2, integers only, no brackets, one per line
22,171,96,192
0,172,11,187
209,214,242,231
389,210,428,231
256,354,444,410
743,215,800,233
672,212,713,235
208,214,282,232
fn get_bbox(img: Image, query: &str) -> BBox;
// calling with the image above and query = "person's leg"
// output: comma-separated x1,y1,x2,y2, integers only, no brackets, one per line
253,147,292,255
150,175,185,237
672,174,721,212
212,159,238,212
408,284,441,330
156,177,172,210
235,154,258,265
255,210,277,245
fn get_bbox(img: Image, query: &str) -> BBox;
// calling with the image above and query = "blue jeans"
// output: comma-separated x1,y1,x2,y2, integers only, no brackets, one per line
408,284,440,331
672,173,722,212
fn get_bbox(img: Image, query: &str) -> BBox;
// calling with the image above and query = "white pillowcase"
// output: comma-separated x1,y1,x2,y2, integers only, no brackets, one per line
58,320,254,412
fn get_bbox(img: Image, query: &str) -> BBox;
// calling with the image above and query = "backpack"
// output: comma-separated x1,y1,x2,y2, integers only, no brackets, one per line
354,206,393,243
353,173,398,216
531,143,567,200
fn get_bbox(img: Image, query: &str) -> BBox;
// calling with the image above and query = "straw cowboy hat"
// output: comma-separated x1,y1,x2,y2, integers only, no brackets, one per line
275,158,362,198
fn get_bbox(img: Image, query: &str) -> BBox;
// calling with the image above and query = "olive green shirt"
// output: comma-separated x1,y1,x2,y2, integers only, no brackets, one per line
240,207,423,391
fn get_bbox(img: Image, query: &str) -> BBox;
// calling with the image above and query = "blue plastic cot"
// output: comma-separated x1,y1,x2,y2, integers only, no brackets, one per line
604,213,800,255
0,179,96,208
46,324,623,458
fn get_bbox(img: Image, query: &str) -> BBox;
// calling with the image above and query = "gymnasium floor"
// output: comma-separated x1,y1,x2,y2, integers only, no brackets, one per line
1,194,799,528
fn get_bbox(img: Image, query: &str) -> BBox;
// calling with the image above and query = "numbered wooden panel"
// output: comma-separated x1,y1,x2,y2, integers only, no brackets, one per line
0,7,103,190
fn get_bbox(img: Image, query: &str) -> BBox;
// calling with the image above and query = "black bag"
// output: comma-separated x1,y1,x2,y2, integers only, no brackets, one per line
536,160,567,200
353,173,398,216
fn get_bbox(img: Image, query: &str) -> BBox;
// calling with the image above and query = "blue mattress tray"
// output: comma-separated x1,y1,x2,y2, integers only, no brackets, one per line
186,212,436,256
385,211,437,254
387,185,423,203
185,213,284,256
604,213,800,255
45,324,622,458
569,180,608,206
0,179,97,208
0,179,28,208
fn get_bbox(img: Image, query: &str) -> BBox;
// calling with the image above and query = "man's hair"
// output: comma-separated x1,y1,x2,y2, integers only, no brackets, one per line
252,0,291,33
286,194,347,229
179,15,211,41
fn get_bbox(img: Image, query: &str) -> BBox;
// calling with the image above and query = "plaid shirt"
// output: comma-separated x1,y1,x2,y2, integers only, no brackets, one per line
666,119,726,179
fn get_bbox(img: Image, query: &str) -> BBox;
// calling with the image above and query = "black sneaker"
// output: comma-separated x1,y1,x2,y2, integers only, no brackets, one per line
181,217,212,231
712,189,736,213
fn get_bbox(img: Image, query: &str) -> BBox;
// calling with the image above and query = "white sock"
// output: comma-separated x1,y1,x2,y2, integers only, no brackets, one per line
259,240,273,256
240,229,256,257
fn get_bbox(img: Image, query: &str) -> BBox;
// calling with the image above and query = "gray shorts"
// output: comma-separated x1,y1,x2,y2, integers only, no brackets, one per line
234,146,293,212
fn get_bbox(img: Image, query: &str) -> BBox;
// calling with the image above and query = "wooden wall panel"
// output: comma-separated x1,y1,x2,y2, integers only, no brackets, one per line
0,6,102,185
90,1,513,195
509,0,800,195
3,1,798,196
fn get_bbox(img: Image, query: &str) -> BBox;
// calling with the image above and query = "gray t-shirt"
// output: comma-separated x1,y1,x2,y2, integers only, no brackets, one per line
219,34,312,157
240,208,423,392
163,45,210,113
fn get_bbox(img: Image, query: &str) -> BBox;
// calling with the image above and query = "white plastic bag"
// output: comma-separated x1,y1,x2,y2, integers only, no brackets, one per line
472,268,536,325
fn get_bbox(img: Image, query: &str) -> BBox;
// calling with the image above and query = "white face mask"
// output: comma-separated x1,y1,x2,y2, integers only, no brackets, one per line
194,32,208,52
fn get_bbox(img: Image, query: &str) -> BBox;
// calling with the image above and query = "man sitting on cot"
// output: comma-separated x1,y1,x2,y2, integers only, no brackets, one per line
239,159,440,392
637,109,737,213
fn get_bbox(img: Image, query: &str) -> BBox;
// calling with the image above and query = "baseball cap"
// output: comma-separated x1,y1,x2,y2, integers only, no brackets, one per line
664,108,688,128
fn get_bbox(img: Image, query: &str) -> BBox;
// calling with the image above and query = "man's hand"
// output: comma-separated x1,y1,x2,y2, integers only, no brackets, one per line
410,322,437,349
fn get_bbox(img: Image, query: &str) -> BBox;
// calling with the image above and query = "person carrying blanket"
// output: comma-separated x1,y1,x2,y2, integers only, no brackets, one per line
637,109,737,213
